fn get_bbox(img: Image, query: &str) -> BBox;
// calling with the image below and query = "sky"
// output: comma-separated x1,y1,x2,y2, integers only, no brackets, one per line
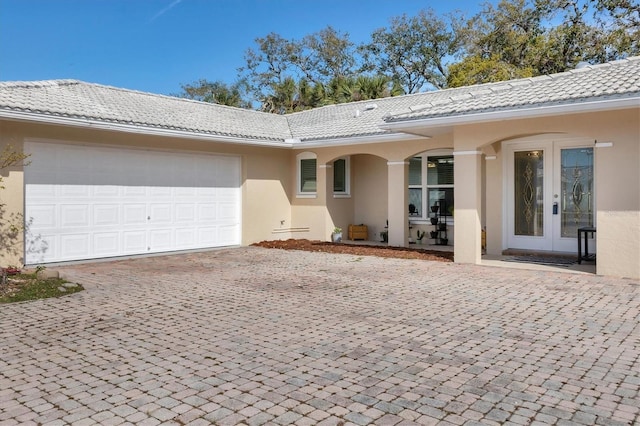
0,0,494,96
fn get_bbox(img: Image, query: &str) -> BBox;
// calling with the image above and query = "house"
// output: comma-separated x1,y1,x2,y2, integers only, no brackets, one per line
0,57,638,279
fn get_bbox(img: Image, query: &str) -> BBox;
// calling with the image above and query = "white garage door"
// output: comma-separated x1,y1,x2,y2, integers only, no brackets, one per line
24,141,241,264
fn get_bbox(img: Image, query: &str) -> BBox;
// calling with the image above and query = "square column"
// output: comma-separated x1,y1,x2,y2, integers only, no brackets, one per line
453,151,483,263
387,161,409,246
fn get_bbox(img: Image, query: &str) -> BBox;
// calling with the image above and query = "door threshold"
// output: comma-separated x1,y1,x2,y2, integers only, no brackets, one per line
501,248,577,260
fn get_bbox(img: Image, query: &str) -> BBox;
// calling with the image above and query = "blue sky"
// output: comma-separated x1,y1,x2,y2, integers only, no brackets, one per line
0,0,493,96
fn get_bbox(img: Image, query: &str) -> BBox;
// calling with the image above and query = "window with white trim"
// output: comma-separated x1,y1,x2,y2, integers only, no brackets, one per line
333,157,350,197
297,152,317,197
408,150,454,220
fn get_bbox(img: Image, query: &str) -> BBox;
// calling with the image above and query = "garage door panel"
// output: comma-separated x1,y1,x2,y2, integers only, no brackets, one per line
60,234,90,258
94,205,120,226
198,204,217,221
198,227,217,245
149,229,172,251
60,205,90,227
175,228,196,248
218,225,240,245
26,234,56,263
25,141,241,263
93,185,120,197
218,202,239,220
175,187,197,197
149,204,172,223
175,204,196,222
27,205,57,228
123,204,147,225
59,184,90,197
149,186,172,197
123,231,147,254
93,233,120,255
123,186,146,197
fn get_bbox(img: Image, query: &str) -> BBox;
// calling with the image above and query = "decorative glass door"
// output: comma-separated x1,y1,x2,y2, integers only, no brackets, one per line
553,145,594,252
506,138,595,252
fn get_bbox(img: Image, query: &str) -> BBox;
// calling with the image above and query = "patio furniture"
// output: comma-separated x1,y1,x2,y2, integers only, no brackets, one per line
577,226,596,264
349,224,368,241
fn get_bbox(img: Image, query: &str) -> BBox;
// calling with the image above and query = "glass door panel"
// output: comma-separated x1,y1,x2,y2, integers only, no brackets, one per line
560,148,594,238
514,150,544,236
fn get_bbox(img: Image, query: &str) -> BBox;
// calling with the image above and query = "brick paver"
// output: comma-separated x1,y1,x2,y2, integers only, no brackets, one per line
1,247,638,425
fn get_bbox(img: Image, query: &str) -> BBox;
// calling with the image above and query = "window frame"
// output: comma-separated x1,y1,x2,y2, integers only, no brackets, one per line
333,156,351,198
297,152,317,198
409,149,454,224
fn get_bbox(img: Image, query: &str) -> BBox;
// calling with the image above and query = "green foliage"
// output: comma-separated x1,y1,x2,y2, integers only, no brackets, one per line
180,0,639,112
0,144,30,189
0,273,83,303
361,8,464,92
177,79,251,108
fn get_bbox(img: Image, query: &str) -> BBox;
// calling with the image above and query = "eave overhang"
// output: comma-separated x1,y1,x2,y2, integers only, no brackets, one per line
0,109,294,148
379,96,640,134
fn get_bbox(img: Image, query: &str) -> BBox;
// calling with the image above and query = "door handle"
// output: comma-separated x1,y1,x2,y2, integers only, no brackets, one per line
553,202,558,215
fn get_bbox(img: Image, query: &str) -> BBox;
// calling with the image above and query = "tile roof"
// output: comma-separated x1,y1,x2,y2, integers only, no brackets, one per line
383,57,640,123
0,57,638,144
0,80,291,142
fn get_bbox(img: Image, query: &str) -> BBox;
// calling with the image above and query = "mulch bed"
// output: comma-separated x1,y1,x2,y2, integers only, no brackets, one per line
251,239,453,262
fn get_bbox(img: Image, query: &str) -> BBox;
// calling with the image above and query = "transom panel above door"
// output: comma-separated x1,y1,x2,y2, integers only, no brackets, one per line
24,141,241,264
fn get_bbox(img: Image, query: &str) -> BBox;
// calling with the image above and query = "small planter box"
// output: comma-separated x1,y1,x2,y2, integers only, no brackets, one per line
348,224,368,240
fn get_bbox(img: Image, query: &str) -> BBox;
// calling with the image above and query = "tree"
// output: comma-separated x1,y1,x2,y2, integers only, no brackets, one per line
239,27,360,110
594,0,640,58
447,54,534,87
451,0,639,86
361,8,464,93
177,79,251,108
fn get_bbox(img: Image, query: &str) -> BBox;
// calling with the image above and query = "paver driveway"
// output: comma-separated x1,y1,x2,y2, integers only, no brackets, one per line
1,247,639,426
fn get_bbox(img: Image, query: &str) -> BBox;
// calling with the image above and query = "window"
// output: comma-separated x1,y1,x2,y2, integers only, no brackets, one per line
333,157,350,197
297,152,317,197
408,151,454,220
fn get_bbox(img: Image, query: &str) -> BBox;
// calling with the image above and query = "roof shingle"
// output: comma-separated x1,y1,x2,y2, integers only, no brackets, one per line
1,57,638,144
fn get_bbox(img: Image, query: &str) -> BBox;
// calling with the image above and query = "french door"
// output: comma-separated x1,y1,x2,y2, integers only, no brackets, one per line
506,137,595,252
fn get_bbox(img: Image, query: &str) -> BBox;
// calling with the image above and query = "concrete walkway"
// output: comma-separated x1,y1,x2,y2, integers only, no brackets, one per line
1,247,638,425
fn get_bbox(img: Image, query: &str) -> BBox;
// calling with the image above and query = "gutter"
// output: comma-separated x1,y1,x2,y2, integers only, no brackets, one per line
379,97,640,131
0,109,294,148
292,132,427,148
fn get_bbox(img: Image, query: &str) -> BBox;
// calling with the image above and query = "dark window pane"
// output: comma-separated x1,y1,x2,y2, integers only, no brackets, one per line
333,159,346,192
427,156,454,185
300,158,317,192
409,157,422,185
428,188,454,216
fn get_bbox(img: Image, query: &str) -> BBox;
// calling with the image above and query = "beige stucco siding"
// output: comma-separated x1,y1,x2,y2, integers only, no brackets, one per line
0,119,293,265
454,107,639,278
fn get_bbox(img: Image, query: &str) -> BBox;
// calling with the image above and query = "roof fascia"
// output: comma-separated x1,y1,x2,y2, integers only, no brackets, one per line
293,132,428,148
379,97,640,132
0,110,294,148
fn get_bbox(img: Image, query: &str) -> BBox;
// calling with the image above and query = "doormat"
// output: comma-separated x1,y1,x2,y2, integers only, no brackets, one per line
503,255,577,266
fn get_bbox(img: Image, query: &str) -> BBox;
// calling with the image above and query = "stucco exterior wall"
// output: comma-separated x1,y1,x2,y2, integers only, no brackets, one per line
0,120,293,265
352,155,387,241
455,107,639,278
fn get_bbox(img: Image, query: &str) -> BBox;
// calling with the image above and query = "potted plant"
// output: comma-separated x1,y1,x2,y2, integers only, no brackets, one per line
430,217,438,225
416,230,425,244
430,230,439,239
380,230,388,243
332,227,343,243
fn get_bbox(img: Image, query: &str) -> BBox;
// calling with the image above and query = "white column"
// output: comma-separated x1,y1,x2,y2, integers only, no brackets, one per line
387,161,409,247
453,150,483,263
